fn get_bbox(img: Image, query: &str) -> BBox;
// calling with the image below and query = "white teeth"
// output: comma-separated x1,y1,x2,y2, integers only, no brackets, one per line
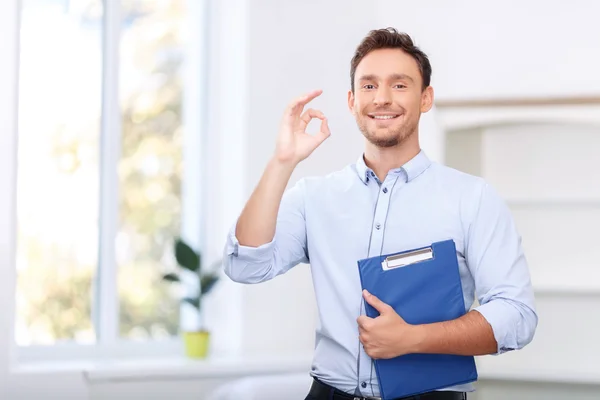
372,115,397,120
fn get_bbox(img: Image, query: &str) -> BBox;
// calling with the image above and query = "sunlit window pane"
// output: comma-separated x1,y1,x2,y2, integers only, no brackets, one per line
15,0,103,345
117,0,184,339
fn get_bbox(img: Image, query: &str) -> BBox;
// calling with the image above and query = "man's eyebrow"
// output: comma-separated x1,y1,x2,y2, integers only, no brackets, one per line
357,74,378,82
389,73,415,83
357,73,415,83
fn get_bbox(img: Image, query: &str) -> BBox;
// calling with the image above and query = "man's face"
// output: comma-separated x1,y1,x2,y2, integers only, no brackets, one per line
348,48,433,148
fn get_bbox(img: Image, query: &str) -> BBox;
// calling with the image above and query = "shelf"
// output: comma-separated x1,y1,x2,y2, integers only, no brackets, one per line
476,363,600,385
12,353,314,384
533,283,600,296
530,272,600,296
436,95,600,108
81,354,313,383
506,198,600,208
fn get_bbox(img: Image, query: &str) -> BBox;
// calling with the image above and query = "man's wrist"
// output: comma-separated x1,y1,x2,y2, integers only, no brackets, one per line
406,323,428,354
269,155,297,169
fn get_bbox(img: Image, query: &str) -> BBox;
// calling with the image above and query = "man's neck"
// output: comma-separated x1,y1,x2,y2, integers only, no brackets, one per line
363,139,421,182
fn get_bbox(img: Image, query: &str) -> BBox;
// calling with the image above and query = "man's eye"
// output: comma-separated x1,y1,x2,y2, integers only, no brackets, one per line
394,84,406,89
363,84,375,89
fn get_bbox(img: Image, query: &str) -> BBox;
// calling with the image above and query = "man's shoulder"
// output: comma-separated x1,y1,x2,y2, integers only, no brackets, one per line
429,162,487,191
426,162,496,209
429,162,509,213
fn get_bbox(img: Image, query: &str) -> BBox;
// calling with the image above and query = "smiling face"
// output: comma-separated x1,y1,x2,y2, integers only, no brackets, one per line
348,48,433,148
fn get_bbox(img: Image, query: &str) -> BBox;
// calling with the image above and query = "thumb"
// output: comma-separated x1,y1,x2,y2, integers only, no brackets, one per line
363,289,390,315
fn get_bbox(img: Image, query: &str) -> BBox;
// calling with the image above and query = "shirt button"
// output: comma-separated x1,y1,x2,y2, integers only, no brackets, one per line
382,187,388,193
375,223,381,230
361,382,367,388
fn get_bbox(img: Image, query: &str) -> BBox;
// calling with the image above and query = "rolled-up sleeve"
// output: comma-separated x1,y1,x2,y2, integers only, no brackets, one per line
223,178,309,284
466,182,538,355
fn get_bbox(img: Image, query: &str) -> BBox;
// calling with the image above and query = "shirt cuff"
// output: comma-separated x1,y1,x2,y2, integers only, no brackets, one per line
473,299,518,355
226,222,276,263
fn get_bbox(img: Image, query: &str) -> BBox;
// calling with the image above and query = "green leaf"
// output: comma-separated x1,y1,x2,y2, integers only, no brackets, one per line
174,238,200,272
201,274,219,296
183,297,200,310
162,273,180,282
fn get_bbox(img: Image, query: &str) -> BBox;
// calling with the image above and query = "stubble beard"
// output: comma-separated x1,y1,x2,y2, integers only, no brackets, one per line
356,114,418,148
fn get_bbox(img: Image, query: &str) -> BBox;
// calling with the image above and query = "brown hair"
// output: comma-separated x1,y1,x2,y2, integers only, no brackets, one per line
350,27,432,92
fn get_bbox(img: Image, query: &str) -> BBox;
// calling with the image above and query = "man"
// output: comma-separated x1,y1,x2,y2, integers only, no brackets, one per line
223,27,538,400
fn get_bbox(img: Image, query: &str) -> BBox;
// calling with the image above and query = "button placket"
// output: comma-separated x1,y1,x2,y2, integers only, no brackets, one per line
359,177,398,396
368,176,398,255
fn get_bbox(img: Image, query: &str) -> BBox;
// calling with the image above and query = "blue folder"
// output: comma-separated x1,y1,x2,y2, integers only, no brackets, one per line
357,239,478,399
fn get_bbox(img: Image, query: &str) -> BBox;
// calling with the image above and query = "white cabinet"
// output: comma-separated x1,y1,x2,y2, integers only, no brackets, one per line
439,100,600,397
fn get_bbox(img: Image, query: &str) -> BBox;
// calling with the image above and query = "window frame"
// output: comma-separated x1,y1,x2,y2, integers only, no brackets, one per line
3,0,247,366
97,0,121,347
0,0,20,384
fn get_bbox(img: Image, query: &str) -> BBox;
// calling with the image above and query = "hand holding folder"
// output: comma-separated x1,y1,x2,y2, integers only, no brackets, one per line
357,239,478,400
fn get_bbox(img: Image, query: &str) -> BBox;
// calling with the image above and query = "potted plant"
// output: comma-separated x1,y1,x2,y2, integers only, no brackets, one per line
162,237,220,359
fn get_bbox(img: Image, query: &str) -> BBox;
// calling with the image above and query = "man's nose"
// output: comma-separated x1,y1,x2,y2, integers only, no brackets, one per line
373,87,392,106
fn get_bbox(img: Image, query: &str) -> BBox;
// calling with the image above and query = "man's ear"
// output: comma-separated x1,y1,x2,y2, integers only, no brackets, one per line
347,89,356,115
420,86,434,113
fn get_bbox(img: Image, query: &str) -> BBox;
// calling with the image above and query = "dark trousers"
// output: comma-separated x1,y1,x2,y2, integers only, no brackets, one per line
305,377,467,400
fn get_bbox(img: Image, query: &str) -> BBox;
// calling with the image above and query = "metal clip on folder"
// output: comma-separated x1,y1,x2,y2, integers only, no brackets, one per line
381,247,433,271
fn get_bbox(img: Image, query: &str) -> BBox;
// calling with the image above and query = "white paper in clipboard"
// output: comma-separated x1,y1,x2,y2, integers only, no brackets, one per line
381,247,433,271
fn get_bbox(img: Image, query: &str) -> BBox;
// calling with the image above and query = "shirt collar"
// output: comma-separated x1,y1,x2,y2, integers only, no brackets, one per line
356,149,431,184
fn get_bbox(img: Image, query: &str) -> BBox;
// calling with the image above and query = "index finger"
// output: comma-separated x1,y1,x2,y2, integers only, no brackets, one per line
285,89,323,117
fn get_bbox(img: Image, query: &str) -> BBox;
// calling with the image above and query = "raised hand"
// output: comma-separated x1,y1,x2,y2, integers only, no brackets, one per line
274,89,331,165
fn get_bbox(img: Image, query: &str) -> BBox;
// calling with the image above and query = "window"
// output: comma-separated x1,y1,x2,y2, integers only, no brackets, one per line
15,0,198,356
117,0,185,340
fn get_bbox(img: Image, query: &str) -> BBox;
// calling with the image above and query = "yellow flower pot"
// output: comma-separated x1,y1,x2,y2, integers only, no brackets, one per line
183,330,210,359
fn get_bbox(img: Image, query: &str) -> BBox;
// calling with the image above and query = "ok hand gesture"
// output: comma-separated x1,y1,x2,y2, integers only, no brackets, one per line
274,89,331,165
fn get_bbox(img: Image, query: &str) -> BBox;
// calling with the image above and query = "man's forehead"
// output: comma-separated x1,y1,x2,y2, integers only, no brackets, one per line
355,49,421,83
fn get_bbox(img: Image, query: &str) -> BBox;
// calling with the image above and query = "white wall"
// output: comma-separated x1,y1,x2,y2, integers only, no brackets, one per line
375,0,600,101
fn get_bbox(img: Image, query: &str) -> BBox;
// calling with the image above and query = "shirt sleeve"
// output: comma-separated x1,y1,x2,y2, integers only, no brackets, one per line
466,181,539,354
222,178,309,284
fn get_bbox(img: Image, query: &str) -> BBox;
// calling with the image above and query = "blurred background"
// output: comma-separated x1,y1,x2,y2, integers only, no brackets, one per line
1,0,599,399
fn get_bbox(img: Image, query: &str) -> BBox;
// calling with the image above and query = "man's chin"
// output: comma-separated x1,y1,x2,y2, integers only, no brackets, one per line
356,120,415,148
364,128,417,147
365,134,400,148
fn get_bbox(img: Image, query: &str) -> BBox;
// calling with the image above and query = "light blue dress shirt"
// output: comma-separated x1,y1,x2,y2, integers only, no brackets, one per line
223,150,538,397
